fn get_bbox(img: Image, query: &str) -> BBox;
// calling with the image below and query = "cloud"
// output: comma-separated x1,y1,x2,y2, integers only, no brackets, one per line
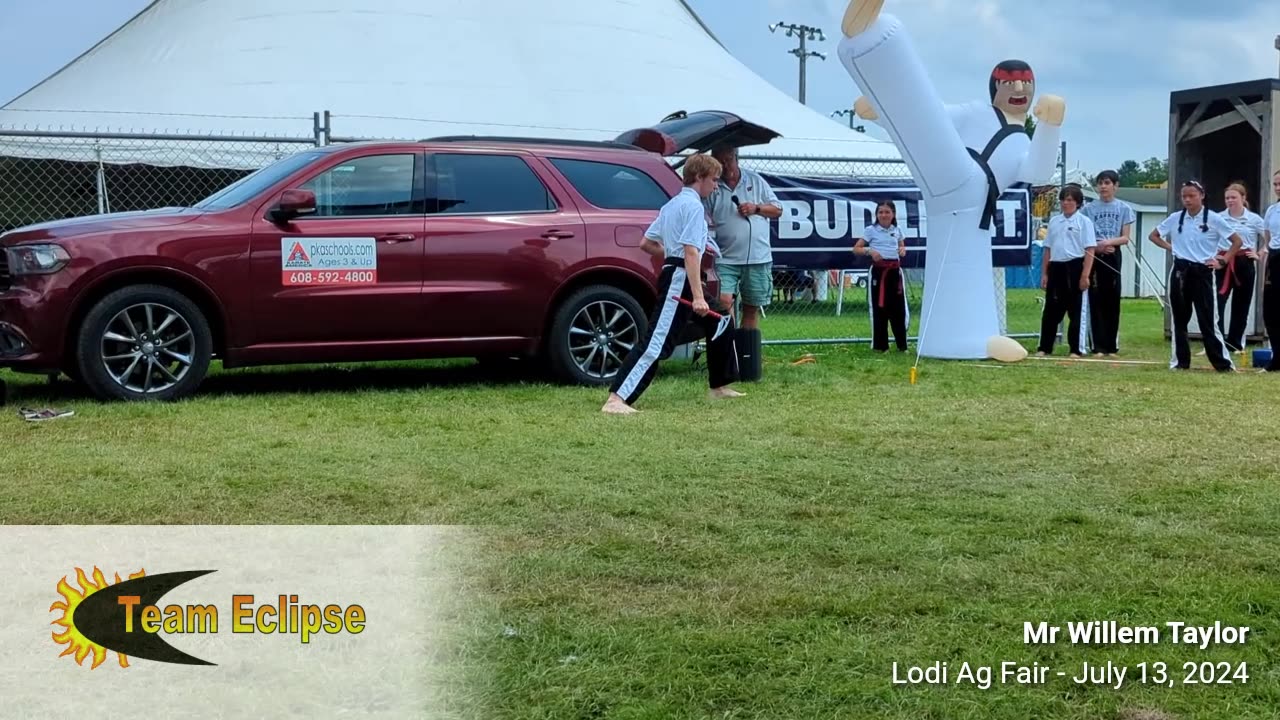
811,0,1280,171
763,0,832,25
686,0,1278,173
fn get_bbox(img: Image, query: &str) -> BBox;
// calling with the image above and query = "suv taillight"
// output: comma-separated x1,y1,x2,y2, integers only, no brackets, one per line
0,250,10,291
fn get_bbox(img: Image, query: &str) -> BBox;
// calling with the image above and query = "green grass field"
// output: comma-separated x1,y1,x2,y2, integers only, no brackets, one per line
747,285,1051,342
5,295,1280,719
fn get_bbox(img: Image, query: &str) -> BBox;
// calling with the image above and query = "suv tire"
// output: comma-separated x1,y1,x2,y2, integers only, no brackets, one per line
546,285,648,386
76,285,213,401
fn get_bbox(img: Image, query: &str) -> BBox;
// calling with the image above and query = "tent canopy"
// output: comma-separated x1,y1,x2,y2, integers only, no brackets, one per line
0,0,901,169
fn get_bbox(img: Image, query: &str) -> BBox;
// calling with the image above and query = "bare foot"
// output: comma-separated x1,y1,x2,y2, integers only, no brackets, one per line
601,395,638,415
709,387,746,400
842,0,885,37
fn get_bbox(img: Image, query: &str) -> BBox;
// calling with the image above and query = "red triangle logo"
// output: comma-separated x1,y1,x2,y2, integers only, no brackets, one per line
286,242,311,265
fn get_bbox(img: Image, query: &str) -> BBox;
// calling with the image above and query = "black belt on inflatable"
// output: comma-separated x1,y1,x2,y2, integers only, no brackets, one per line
967,109,1028,231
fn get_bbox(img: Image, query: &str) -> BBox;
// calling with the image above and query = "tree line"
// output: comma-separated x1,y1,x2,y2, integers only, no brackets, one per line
1024,118,1168,188
1115,158,1169,187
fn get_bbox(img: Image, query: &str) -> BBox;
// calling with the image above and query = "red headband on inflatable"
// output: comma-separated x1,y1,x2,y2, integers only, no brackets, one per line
992,69,1034,82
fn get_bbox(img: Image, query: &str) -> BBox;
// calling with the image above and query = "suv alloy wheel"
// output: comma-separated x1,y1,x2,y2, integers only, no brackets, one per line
546,285,648,386
76,285,213,401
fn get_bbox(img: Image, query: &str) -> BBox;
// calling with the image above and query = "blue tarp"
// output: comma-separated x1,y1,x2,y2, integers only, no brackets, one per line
1004,244,1044,289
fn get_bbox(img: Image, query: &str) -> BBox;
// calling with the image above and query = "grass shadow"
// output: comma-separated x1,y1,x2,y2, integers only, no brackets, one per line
0,357,575,405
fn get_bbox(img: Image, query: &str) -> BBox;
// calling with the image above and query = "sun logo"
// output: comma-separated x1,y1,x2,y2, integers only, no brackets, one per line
50,566,146,669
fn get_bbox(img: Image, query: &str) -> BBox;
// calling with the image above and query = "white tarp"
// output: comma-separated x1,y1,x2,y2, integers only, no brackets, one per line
0,0,901,170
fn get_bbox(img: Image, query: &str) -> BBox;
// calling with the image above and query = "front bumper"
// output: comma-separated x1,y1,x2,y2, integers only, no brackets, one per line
0,284,62,372
0,322,31,357
0,321,48,372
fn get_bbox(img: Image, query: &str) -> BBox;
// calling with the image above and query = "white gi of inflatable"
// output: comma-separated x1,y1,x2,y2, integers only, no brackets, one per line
838,0,1065,360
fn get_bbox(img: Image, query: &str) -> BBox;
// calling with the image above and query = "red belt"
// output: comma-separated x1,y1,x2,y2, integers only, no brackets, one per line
1217,252,1253,296
873,259,902,308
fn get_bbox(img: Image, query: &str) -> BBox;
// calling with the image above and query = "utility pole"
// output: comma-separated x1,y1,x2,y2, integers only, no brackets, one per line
770,22,825,104
1059,141,1067,189
1275,35,1280,77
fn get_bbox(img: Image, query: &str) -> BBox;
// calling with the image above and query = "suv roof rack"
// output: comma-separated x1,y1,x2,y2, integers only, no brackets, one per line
420,135,645,151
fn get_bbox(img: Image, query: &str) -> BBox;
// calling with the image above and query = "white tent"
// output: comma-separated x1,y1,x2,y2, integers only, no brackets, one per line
0,0,900,169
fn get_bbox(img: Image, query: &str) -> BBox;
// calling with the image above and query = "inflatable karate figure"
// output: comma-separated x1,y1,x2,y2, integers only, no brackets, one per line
839,0,1065,360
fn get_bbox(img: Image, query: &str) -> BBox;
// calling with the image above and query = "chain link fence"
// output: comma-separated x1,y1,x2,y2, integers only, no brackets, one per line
0,122,1063,347
733,155,1058,344
0,130,319,230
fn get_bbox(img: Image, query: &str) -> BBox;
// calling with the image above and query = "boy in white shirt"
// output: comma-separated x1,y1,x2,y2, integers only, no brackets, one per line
602,154,744,414
1037,185,1096,357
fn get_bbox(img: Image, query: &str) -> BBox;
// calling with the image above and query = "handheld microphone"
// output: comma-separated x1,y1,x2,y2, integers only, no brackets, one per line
731,195,740,207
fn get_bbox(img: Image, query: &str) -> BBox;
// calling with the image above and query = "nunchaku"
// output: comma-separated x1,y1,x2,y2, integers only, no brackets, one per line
671,296,732,341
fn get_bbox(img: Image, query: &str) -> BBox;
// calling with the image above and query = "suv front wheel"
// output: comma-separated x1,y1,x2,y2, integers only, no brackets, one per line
546,285,648,386
76,285,213,401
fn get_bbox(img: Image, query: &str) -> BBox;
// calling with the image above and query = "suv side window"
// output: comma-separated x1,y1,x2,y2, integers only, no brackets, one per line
428,154,554,214
300,154,420,216
549,158,670,210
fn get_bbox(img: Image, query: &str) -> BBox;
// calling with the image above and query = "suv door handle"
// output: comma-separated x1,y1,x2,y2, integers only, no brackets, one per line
541,230,575,239
378,234,415,243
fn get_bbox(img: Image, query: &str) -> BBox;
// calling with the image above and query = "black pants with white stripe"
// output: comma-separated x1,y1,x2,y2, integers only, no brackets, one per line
1088,250,1123,354
1170,259,1233,371
1038,258,1086,355
1215,255,1255,352
609,260,740,405
869,262,908,351
1264,253,1280,371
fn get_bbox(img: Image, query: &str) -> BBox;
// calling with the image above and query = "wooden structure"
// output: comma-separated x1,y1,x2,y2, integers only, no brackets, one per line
1166,79,1280,342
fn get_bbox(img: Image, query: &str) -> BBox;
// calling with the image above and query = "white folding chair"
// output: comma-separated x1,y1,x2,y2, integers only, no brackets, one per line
834,269,868,316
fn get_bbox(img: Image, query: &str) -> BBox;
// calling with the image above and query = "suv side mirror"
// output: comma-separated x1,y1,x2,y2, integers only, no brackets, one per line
270,189,317,222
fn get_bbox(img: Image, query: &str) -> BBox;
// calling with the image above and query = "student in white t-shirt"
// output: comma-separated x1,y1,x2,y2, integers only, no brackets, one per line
1215,182,1267,352
853,201,909,351
1149,180,1245,372
602,154,743,414
1261,170,1280,372
1037,185,1096,357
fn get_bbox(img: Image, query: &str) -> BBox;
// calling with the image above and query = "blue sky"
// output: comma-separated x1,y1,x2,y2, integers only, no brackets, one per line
2,0,1279,174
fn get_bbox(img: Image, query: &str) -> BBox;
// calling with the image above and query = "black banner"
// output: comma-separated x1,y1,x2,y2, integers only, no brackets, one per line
759,173,1033,270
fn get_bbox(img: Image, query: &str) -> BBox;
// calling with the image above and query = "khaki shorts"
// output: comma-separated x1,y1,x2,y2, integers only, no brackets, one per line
717,262,773,307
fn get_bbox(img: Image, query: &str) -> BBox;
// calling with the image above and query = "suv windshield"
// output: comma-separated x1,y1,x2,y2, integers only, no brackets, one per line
194,150,324,211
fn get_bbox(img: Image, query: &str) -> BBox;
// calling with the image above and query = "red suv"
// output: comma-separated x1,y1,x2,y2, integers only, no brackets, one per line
0,112,778,401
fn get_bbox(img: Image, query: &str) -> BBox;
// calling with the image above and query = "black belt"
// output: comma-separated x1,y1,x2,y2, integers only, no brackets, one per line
967,109,1028,231
967,148,1001,231
664,256,707,280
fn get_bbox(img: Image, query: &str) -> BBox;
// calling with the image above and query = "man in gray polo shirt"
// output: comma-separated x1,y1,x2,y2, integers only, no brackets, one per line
706,145,783,330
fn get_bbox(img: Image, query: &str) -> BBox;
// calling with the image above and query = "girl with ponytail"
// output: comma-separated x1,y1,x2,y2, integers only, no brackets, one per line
1216,182,1266,352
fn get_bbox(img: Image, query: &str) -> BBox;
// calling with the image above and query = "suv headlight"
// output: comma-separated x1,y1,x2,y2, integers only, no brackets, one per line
6,244,71,275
